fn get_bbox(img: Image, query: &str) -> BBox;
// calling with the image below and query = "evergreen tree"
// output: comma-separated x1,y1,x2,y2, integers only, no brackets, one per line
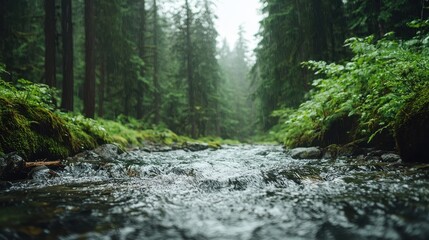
345,0,428,39
152,0,161,123
136,0,147,119
84,0,96,118
0,0,45,82
44,0,56,88
219,27,255,139
253,0,345,129
61,0,74,111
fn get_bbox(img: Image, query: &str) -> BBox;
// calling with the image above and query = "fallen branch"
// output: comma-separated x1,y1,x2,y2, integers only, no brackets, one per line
25,161,62,168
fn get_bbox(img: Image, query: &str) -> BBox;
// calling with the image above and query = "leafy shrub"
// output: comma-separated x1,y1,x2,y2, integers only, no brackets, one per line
275,31,429,147
0,66,58,111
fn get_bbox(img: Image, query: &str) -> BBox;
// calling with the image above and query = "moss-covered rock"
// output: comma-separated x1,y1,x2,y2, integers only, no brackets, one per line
395,87,429,163
0,98,69,160
0,97,109,161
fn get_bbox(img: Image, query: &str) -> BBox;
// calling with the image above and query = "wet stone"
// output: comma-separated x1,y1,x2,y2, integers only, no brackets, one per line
290,147,322,159
381,153,401,163
184,142,209,152
93,144,123,161
0,153,26,181
29,166,59,180
141,145,173,152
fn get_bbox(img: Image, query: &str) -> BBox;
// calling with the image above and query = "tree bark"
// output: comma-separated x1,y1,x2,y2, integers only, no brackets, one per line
0,1,3,69
98,57,106,117
153,0,161,124
185,0,196,138
136,0,146,119
310,0,327,60
84,0,96,118
376,0,385,36
60,0,74,111
44,0,56,88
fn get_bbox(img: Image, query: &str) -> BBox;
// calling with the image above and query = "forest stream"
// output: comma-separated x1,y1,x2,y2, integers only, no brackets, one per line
1,145,429,239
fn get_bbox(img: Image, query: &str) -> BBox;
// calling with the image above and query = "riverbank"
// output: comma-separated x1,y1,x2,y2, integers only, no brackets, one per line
0,79,228,181
270,33,429,163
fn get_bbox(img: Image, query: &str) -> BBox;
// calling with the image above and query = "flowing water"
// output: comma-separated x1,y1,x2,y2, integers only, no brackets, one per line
1,145,429,240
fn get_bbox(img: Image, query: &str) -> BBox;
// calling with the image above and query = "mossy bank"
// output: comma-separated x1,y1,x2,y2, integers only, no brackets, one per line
0,96,109,161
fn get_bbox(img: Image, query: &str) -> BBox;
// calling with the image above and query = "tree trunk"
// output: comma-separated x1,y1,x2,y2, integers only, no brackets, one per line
44,0,56,88
153,0,160,124
136,0,146,119
185,0,196,138
98,57,106,117
0,0,6,61
84,0,96,118
124,71,130,116
60,0,74,111
310,0,327,60
375,0,385,37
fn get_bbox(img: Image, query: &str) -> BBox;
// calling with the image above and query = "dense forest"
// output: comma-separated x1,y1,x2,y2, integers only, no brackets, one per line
0,0,428,161
0,0,256,141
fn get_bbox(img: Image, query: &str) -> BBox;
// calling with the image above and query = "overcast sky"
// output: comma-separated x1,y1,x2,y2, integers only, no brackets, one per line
215,0,262,52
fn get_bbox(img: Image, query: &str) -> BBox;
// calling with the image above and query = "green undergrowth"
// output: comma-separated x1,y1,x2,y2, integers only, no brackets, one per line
0,95,223,160
96,118,192,147
272,23,429,148
197,136,241,148
0,67,225,160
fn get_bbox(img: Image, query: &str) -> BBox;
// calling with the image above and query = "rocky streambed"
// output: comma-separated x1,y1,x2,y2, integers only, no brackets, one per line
1,144,429,239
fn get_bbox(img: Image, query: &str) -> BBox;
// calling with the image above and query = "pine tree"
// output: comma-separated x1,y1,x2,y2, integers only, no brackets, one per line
84,0,96,118
44,0,56,88
152,0,161,123
61,0,74,111
253,0,345,129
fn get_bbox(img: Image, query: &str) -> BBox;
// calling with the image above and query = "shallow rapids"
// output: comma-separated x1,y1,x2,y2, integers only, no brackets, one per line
1,145,429,239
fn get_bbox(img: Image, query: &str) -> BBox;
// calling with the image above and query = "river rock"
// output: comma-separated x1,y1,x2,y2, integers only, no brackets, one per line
68,144,122,164
29,166,59,180
141,145,173,152
184,142,209,152
93,144,123,161
0,153,26,180
381,153,401,163
290,147,322,159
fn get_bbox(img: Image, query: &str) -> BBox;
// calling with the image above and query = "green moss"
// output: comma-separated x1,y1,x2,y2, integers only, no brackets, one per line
0,93,225,160
0,96,112,160
198,136,241,146
0,100,38,158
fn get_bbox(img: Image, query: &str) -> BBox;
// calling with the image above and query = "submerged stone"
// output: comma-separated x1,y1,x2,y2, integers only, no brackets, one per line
29,166,59,180
290,147,322,159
